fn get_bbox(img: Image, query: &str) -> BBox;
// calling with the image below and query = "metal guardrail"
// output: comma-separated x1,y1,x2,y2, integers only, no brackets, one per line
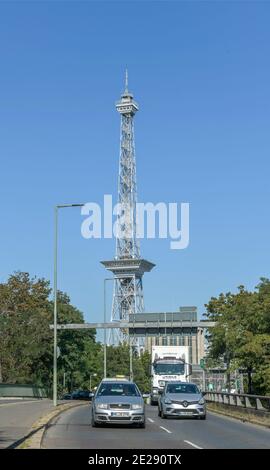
205,391,270,412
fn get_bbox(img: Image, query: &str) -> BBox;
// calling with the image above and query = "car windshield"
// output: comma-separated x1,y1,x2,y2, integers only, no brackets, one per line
166,384,199,394
153,363,185,375
97,383,140,397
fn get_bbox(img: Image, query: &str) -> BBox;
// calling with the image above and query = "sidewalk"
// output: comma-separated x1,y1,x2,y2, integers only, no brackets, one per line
0,398,55,448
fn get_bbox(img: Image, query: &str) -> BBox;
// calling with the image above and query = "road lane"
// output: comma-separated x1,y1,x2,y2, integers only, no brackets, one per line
148,405,270,449
42,404,191,449
42,404,270,449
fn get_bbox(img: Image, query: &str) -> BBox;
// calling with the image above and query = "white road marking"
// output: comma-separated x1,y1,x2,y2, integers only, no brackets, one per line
147,418,154,423
0,397,23,400
160,426,172,434
184,440,203,449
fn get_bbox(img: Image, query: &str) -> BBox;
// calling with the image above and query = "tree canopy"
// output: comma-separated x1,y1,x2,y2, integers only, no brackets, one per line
0,272,151,395
204,278,270,394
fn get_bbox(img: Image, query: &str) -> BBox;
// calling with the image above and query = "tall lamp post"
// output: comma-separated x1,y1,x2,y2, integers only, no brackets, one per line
53,203,85,407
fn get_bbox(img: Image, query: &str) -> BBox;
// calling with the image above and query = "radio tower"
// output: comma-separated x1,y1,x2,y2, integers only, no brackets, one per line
101,71,155,345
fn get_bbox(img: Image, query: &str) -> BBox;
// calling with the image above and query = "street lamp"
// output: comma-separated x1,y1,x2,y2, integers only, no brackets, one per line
89,373,97,391
53,203,85,407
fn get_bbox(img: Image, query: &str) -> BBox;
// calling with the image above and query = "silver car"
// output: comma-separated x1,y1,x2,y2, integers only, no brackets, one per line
158,382,206,420
91,379,145,428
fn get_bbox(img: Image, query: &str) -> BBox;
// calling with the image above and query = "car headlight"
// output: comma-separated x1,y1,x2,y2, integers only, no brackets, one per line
164,398,172,404
198,398,205,405
132,404,143,410
96,403,108,409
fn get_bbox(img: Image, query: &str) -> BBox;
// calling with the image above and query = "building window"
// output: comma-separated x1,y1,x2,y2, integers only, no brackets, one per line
166,336,179,346
162,336,167,346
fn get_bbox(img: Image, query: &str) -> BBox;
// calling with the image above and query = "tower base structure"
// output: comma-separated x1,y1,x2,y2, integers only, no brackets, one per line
101,258,155,346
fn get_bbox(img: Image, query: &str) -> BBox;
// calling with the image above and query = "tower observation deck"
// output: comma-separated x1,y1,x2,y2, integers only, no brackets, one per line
101,71,155,345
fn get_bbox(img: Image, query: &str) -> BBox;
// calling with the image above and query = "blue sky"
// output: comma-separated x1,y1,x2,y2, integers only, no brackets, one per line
0,1,270,333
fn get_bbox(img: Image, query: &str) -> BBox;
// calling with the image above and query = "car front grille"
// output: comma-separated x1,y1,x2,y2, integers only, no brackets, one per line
173,409,199,414
171,400,199,405
109,403,131,410
109,416,132,421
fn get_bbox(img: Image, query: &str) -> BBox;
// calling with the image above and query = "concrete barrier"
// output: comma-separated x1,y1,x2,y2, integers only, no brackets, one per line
207,402,270,428
0,383,47,398
205,391,270,428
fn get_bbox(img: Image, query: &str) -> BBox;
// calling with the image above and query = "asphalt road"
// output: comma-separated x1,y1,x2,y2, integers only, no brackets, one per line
0,399,54,449
42,404,270,449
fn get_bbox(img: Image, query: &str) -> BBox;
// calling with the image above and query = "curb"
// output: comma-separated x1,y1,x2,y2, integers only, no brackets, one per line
17,401,88,449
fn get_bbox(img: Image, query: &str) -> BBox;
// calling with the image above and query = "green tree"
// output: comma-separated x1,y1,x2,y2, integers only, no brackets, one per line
103,344,151,392
205,280,270,394
32,290,99,395
133,352,151,393
0,272,51,383
0,272,100,397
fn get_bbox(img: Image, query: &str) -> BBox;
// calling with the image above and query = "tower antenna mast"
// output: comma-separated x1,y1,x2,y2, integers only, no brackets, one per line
101,72,155,346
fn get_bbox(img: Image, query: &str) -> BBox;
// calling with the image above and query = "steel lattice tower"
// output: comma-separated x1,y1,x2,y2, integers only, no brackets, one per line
101,72,155,345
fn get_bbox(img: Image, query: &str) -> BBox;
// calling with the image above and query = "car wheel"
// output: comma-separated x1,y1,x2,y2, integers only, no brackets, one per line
161,408,167,419
200,415,206,420
150,399,156,406
138,422,145,429
91,413,99,427
158,407,161,417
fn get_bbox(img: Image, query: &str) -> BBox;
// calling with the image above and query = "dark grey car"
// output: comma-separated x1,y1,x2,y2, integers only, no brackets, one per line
91,380,145,428
158,382,206,419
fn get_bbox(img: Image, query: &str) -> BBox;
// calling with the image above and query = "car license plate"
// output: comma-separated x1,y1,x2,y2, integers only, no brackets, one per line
111,412,129,417
179,411,192,415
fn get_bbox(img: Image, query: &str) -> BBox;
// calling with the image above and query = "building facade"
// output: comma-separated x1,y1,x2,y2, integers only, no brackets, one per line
144,307,206,365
